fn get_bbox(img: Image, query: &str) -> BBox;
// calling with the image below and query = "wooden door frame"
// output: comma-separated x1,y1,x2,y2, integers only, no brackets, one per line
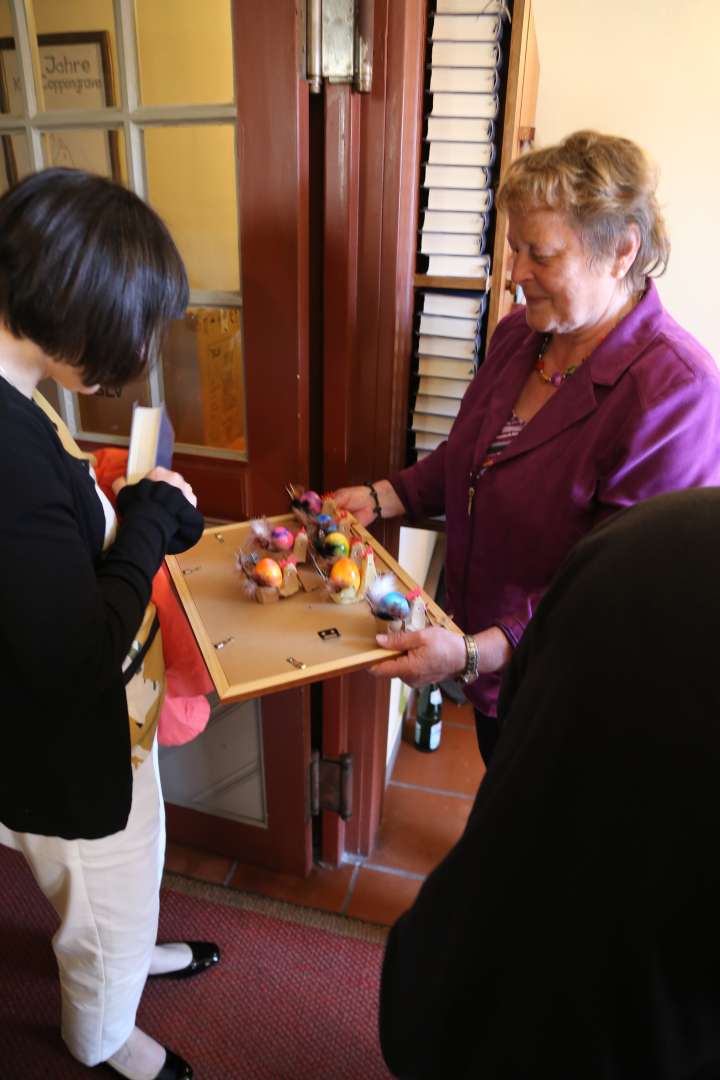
175,0,311,523
320,0,427,861
165,687,312,876
166,0,313,877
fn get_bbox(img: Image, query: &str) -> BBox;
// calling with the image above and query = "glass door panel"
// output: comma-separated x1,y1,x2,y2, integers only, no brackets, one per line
0,1,18,114
144,124,240,292
77,375,152,439
135,0,234,106
163,308,246,454
0,0,247,459
41,126,125,181
0,131,28,189
30,0,119,111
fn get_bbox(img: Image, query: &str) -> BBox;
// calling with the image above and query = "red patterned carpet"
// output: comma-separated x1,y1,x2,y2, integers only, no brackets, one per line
0,845,392,1079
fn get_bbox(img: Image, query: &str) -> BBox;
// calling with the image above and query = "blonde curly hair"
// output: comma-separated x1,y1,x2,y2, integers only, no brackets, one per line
497,130,669,291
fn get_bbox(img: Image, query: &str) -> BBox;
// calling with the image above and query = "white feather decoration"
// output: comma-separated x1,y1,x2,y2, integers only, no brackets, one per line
249,517,272,545
366,573,397,609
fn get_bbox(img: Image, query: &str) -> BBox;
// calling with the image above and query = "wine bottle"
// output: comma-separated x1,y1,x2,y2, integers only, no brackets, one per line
414,684,443,752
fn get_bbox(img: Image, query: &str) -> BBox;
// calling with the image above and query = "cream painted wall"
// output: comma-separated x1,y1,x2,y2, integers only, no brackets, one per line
532,0,720,359
386,527,439,768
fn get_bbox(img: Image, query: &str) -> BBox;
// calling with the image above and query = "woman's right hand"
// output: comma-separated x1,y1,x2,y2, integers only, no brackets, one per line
334,480,404,526
112,466,197,507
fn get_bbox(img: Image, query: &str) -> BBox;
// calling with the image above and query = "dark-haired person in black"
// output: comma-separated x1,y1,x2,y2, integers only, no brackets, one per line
380,487,720,1079
0,169,217,1080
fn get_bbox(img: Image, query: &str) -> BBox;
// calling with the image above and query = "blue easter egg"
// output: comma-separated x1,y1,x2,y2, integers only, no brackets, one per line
377,591,410,620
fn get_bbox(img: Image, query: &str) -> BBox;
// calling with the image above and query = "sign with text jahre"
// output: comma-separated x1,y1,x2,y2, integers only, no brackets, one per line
0,31,119,185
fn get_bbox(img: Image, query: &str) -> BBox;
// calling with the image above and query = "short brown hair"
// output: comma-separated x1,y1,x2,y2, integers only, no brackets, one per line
497,130,669,291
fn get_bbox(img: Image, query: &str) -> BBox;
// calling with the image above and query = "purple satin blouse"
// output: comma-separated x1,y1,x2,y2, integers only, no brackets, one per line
391,282,720,715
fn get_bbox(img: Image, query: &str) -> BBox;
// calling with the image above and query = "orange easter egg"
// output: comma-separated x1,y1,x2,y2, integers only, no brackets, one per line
330,557,360,591
254,557,282,589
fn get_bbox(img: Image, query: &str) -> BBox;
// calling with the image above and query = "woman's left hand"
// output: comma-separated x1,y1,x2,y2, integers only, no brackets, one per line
371,626,467,688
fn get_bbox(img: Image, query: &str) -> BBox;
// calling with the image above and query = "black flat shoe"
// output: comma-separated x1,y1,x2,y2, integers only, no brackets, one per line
106,1047,193,1080
150,940,221,979
154,1048,193,1079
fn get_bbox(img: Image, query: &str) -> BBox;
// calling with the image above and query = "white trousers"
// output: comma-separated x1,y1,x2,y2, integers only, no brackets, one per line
0,741,165,1066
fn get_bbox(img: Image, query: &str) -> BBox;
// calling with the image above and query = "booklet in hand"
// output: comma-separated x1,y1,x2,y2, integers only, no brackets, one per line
126,404,174,484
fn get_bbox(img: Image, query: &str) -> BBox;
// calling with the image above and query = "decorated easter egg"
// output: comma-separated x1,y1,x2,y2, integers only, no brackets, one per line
270,525,294,551
377,591,411,621
323,531,350,558
254,557,282,589
330,557,360,591
300,490,323,515
315,513,334,531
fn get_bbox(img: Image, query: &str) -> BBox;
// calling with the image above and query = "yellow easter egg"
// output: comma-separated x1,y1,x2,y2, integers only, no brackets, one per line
324,531,350,557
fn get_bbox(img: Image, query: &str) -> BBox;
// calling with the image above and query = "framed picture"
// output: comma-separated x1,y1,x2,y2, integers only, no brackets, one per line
166,514,460,704
0,31,121,185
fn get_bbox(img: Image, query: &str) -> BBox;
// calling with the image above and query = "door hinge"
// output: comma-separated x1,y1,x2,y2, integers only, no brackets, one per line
306,0,373,95
309,750,353,820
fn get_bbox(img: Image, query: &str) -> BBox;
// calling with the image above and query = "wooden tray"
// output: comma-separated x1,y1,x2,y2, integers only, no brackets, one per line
166,514,459,703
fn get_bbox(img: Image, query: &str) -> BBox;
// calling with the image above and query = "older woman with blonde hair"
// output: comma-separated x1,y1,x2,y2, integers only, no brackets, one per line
335,130,720,765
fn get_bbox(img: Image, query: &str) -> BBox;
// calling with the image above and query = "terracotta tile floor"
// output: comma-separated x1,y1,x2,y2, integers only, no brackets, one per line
164,699,484,927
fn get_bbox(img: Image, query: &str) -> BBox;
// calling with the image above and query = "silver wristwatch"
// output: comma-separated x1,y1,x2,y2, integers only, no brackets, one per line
458,634,480,685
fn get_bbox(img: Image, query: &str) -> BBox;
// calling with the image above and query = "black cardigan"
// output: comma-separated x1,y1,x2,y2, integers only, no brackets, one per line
380,488,720,1079
0,378,203,839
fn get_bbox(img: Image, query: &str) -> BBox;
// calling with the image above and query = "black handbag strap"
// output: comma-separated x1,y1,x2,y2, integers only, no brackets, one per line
122,613,161,686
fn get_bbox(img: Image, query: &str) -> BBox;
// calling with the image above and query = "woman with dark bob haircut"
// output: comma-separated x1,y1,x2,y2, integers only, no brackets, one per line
336,130,720,765
0,169,217,1080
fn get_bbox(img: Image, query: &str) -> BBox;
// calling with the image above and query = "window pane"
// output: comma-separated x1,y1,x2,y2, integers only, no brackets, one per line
41,127,126,182
135,0,234,106
32,0,118,110
163,308,247,455
77,377,152,439
0,132,30,192
0,2,18,115
145,125,239,292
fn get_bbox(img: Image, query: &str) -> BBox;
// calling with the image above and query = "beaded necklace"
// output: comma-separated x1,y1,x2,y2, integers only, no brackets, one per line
534,337,578,387
535,293,642,389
